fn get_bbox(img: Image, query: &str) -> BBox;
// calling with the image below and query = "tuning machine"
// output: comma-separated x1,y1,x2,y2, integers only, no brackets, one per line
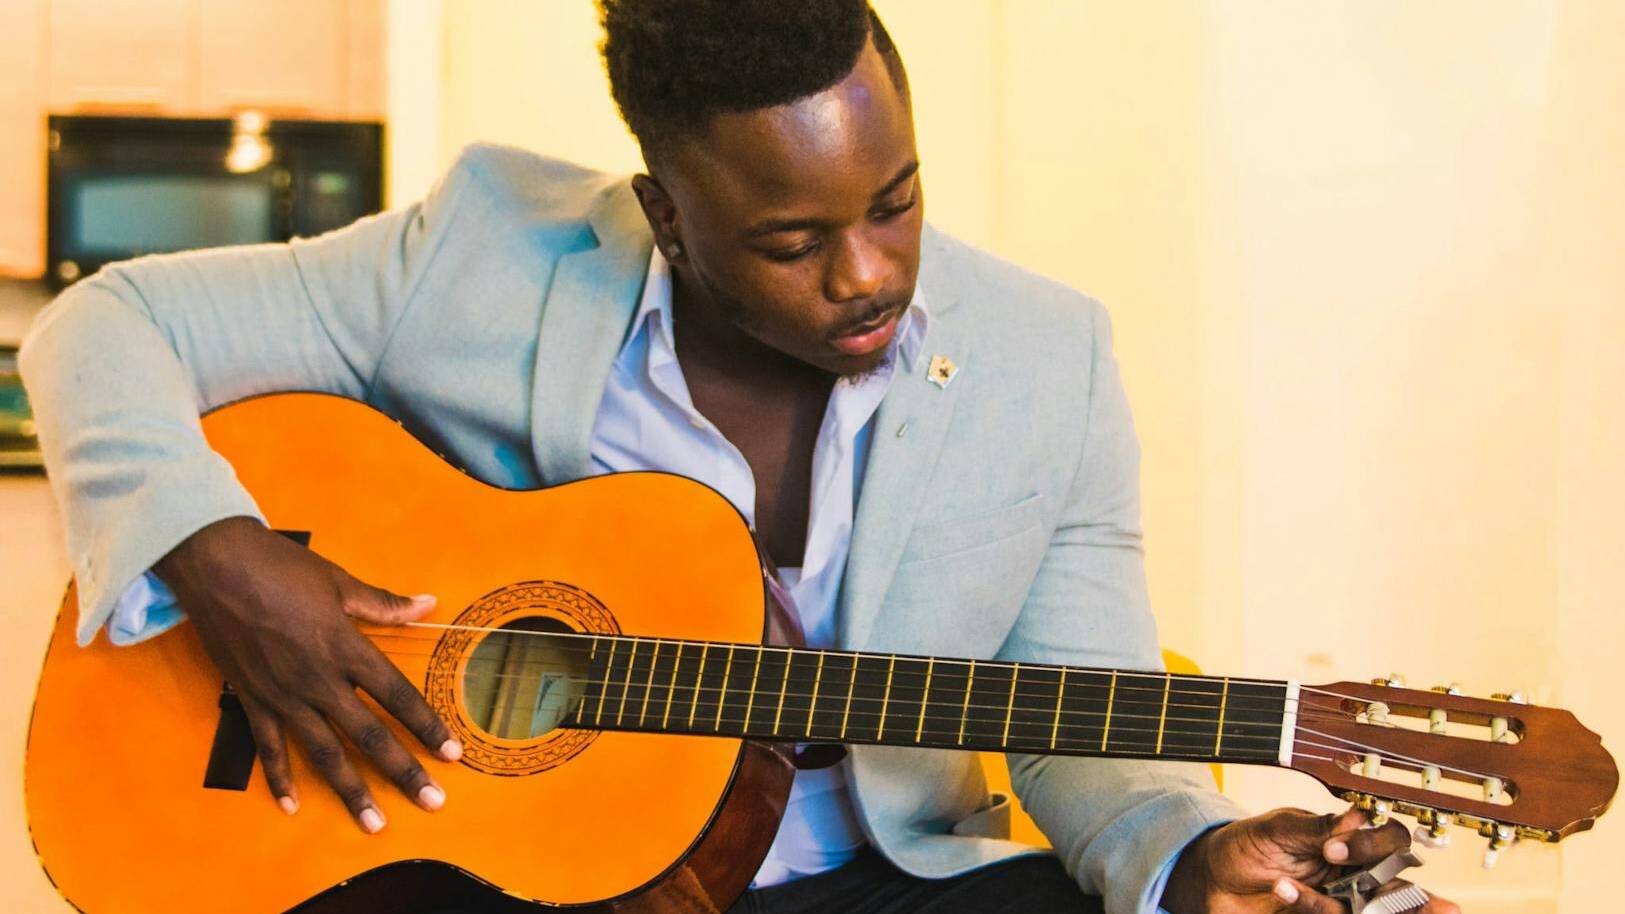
1482,823,1516,869
1371,673,1407,688
1412,808,1451,849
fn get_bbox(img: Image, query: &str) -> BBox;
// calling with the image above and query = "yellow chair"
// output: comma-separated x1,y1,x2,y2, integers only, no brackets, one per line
980,651,1222,848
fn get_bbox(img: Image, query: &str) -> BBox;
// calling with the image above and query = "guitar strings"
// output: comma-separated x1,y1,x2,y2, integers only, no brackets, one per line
363,627,1300,712
385,622,1291,688
356,625,1484,769
1291,729,1503,784
363,640,1307,721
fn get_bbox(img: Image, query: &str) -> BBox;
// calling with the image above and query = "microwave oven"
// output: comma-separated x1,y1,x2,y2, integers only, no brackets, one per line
46,114,383,290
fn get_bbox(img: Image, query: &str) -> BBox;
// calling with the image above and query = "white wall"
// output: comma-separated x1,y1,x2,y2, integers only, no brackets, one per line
390,3,1625,908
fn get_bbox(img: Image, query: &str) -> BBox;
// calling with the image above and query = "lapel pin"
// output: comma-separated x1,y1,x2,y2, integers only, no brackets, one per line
927,355,959,389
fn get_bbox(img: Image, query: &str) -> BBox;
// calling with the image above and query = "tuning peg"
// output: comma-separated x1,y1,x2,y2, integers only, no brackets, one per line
1484,776,1505,803
1490,715,1513,744
1414,823,1451,848
1372,673,1406,688
1370,798,1392,827
1491,691,1528,705
1431,683,1463,695
1421,764,1441,790
1483,824,1515,869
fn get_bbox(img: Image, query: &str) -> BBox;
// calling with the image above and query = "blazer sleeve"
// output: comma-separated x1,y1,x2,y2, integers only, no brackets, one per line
18,160,478,646
996,299,1248,914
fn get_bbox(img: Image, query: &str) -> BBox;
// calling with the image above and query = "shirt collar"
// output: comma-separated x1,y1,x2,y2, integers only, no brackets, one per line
623,246,931,375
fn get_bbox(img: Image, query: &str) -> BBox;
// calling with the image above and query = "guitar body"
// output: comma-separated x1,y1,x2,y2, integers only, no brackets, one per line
26,393,799,913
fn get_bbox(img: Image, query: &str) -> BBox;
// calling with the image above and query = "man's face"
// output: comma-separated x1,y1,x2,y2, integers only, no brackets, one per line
651,38,923,377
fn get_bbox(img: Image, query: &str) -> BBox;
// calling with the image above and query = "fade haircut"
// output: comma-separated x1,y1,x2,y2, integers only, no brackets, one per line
599,0,906,165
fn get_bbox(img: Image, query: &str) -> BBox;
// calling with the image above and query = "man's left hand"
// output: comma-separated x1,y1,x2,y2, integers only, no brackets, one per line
1160,806,1462,914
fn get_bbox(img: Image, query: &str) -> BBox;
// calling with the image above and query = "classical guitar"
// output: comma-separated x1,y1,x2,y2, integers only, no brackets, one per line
25,394,1618,913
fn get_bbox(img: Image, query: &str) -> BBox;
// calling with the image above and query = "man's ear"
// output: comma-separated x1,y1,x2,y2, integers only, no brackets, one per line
630,174,684,262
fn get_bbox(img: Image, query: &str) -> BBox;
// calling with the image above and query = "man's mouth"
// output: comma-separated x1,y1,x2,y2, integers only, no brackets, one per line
830,304,904,357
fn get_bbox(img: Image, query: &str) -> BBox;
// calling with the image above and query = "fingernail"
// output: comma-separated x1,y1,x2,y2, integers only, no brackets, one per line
278,795,298,816
359,807,385,833
411,594,437,607
1274,879,1299,903
439,738,463,762
1325,839,1349,863
418,783,445,810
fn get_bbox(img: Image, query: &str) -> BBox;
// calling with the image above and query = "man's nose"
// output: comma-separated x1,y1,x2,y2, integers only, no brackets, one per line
823,232,890,304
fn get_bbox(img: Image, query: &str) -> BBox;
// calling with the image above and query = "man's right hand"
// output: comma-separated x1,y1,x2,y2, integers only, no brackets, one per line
153,516,462,834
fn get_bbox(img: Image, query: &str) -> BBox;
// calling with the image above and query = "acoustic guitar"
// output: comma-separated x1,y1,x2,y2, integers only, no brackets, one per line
24,393,1618,913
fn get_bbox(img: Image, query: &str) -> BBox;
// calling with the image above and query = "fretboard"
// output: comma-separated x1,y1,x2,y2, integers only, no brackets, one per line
564,636,1288,764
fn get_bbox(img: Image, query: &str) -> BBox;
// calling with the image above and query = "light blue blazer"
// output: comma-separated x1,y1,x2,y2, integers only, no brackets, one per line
21,144,1244,913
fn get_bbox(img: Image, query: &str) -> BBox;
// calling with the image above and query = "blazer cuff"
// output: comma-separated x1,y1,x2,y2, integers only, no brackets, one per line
70,449,262,646
1097,790,1247,914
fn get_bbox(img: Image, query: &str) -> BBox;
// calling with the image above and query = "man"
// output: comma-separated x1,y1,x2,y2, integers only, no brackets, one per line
21,2,1458,912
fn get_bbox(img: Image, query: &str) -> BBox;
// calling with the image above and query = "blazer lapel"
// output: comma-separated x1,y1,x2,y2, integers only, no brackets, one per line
839,255,972,651
529,180,653,485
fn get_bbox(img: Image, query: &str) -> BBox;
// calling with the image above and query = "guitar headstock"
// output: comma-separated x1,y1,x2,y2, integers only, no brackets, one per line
1288,676,1617,865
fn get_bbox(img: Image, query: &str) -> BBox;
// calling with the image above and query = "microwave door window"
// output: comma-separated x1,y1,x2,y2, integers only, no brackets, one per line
71,174,277,258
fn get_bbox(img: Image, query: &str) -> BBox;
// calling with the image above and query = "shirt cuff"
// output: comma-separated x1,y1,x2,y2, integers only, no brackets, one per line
107,571,188,646
1144,820,1234,914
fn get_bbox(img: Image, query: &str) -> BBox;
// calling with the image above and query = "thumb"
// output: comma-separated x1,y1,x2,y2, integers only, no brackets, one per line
344,585,437,625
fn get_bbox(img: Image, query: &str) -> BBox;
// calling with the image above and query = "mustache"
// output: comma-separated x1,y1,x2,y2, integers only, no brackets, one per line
829,299,908,341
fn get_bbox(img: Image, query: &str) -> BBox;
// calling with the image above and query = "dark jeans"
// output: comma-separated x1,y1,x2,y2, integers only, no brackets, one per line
725,847,1104,914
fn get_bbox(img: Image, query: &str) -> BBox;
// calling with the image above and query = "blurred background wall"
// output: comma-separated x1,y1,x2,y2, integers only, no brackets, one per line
2,2,1618,911
386,1,1624,910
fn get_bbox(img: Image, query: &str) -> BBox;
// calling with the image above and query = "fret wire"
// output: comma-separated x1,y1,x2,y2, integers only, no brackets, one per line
915,658,935,743
773,650,792,735
957,659,976,745
714,645,736,731
808,652,827,736
1154,672,1171,754
1049,667,1066,750
689,642,708,729
576,636,599,724
877,655,897,741
594,638,617,726
1215,677,1230,756
742,647,764,733
638,640,660,726
1001,662,1020,746
840,653,858,740
1100,671,1118,752
618,637,641,726
662,641,683,729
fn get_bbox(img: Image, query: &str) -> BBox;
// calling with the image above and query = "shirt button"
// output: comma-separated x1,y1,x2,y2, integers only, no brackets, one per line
689,416,706,430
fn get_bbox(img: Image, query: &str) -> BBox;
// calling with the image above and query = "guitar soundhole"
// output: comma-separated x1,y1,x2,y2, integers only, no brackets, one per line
424,580,617,775
462,617,590,740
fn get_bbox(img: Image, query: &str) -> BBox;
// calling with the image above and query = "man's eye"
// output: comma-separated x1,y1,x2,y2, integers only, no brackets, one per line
873,196,918,221
764,242,820,262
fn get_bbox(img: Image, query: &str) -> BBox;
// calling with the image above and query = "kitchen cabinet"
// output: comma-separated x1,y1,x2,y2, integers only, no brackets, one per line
0,0,383,279
0,0,47,277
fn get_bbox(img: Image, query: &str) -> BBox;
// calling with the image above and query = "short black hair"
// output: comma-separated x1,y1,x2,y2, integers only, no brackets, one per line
599,0,905,164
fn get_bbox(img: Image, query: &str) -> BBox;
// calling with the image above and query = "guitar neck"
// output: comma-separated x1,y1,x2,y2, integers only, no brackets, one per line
564,635,1294,766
